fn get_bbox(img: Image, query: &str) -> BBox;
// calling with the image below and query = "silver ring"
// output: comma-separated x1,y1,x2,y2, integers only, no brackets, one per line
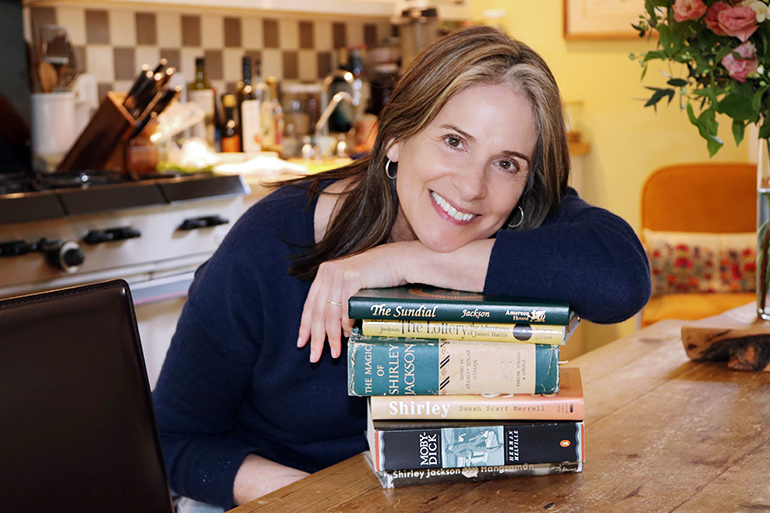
325,299,342,307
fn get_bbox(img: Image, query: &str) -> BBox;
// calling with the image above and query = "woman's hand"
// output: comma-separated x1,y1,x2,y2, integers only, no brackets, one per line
296,238,495,363
297,241,414,363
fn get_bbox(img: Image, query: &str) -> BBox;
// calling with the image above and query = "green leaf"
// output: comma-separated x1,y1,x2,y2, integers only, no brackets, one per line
751,86,768,124
759,117,770,139
643,50,668,62
687,104,723,156
732,119,746,146
686,102,698,125
719,91,754,121
693,85,722,107
667,78,688,87
644,87,675,108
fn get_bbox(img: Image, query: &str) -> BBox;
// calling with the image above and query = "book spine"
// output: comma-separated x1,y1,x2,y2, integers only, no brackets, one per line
361,319,565,345
369,393,584,421
372,460,583,488
370,421,584,472
348,298,572,325
348,337,559,396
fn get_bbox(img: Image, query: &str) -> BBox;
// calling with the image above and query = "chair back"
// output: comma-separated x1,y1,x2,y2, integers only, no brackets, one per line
641,162,756,234
0,280,175,513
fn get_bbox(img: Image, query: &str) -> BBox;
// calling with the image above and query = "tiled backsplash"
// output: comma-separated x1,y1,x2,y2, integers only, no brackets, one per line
27,3,392,100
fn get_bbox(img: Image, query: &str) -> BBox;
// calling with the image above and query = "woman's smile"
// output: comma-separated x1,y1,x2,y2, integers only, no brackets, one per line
430,191,476,223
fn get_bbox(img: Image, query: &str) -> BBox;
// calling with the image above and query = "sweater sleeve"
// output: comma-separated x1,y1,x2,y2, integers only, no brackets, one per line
152,185,302,508
484,190,651,324
152,231,265,508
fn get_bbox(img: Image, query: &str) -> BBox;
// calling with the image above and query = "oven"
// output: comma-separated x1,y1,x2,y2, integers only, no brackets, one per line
0,171,250,388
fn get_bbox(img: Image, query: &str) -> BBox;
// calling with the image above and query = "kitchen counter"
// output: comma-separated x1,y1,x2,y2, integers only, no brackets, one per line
241,158,352,208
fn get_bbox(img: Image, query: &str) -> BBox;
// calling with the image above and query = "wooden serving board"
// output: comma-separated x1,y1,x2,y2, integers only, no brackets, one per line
681,301,770,371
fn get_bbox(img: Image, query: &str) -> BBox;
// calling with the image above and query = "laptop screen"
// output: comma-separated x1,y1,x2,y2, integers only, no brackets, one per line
0,280,174,513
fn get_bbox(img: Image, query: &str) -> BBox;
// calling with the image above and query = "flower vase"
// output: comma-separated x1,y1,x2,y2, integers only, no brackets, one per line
758,139,770,320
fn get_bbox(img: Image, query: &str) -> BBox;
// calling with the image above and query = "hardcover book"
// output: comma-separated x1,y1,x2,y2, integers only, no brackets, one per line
347,330,560,396
368,367,583,421
348,285,574,325
360,314,581,345
364,451,583,489
366,409,585,472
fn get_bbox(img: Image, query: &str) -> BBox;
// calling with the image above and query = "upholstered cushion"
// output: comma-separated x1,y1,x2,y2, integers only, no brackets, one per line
718,233,757,292
644,229,756,295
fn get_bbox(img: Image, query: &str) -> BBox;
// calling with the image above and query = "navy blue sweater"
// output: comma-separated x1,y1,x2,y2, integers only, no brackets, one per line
152,181,650,508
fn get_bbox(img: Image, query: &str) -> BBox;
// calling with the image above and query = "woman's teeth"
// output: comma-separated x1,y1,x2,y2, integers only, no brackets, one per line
431,192,475,222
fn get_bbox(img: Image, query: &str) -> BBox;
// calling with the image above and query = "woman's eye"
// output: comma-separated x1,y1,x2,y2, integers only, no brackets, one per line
444,135,463,148
498,160,518,172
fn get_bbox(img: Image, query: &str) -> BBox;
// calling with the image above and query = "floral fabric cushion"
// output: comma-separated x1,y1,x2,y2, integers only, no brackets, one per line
643,229,756,295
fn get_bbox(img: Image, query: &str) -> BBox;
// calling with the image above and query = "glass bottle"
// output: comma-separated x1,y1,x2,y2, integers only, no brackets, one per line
261,76,284,153
187,56,216,148
238,56,266,153
220,94,240,153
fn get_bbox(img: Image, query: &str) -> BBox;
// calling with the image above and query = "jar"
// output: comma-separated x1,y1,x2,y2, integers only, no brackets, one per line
281,82,323,137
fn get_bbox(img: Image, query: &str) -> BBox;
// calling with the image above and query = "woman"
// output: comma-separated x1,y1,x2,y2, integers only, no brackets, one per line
153,25,650,511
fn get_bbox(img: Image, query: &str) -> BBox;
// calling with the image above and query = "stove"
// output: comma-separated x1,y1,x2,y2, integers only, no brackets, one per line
0,171,250,301
0,171,250,387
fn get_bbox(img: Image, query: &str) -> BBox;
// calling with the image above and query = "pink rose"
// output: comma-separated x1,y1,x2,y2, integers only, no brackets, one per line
721,41,758,82
673,0,707,22
705,2,730,35
718,5,759,42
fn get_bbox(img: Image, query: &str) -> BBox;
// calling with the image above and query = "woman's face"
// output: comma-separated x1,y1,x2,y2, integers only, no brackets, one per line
386,82,538,252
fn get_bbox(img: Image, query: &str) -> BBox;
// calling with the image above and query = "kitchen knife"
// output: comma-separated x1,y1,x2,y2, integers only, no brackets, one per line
152,58,168,75
130,71,164,119
123,66,151,111
129,86,180,139
158,67,175,89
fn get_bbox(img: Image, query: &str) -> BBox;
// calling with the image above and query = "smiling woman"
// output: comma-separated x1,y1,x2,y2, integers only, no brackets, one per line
152,25,651,512
386,83,538,251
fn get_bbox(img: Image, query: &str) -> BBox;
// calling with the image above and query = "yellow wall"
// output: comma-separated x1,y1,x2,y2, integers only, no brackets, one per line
472,0,750,350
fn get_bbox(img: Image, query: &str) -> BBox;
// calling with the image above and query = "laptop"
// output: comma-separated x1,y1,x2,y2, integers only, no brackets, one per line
0,280,175,513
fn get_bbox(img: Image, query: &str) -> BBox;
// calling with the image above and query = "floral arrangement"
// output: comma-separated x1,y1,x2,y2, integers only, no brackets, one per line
633,0,770,156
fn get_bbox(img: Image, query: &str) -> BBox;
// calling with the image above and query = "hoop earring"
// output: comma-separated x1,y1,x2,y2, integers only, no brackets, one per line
507,205,524,229
385,159,397,180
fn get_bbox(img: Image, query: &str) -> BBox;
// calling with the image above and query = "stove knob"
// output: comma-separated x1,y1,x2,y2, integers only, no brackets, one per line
61,242,85,270
45,241,85,273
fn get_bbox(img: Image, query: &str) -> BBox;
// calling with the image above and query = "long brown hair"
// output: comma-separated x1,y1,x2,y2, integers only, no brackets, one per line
285,25,570,280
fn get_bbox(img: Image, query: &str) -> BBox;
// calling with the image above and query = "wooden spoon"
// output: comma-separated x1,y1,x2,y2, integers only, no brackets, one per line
39,61,58,93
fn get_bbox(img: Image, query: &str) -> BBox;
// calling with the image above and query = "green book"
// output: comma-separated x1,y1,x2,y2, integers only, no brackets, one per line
348,285,573,325
347,330,560,397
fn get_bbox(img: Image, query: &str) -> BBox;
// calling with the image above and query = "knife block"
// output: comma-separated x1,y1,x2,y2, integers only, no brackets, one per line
56,91,135,173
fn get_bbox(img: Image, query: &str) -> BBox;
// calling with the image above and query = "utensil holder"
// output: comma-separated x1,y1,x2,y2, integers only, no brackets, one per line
56,91,135,173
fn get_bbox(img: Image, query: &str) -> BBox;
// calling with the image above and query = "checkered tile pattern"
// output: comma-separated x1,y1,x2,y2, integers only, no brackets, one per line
27,4,392,100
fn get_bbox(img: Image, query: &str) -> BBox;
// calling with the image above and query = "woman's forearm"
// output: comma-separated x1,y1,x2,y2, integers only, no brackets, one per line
233,454,309,505
399,238,495,293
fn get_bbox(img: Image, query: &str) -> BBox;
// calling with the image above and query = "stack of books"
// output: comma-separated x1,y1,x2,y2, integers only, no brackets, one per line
346,285,585,488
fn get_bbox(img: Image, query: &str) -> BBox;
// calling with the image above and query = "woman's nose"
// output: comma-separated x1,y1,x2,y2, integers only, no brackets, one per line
452,161,486,201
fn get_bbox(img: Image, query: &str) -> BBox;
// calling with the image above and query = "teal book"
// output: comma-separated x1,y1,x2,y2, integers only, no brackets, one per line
347,330,560,397
348,285,573,325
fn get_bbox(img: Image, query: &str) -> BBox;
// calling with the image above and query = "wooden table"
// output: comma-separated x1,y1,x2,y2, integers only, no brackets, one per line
229,315,770,512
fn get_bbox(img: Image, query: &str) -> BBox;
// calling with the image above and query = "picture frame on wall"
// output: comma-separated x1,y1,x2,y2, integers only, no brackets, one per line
563,0,642,40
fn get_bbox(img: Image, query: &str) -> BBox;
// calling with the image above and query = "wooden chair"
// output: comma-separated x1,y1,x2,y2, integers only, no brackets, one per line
640,162,757,327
